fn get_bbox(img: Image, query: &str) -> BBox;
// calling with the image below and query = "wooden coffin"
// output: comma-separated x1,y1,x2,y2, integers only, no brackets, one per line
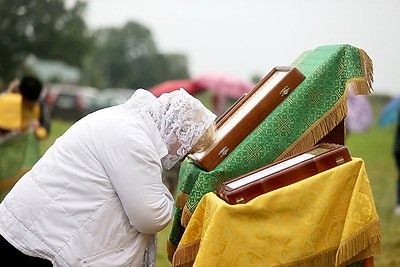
215,143,352,204
188,66,306,171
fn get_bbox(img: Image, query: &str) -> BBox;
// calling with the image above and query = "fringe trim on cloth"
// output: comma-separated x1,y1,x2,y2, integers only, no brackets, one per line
169,218,380,267
171,191,381,267
172,240,200,267
181,205,193,228
175,192,189,210
167,240,178,263
277,47,374,161
346,48,374,96
279,247,337,267
0,167,30,191
257,218,380,267
275,91,348,162
335,218,381,267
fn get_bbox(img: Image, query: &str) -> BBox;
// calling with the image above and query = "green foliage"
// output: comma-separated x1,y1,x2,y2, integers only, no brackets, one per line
0,1,190,90
90,22,189,89
346,129,400,267
0,0,94,82
345,95,400,266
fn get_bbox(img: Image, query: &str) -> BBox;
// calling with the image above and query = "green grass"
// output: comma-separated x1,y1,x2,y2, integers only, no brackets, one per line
346,126,400,266
40,94,400,266
38,119,73,155
344,95,400,266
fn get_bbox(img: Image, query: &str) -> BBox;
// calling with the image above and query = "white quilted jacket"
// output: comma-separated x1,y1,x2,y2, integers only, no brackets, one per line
0,104,174,266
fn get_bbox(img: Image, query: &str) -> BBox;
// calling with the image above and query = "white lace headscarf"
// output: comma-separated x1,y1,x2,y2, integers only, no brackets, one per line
124,88,216,170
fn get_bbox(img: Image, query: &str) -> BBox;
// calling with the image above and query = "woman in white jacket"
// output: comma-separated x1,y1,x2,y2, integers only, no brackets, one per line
0,88,216,266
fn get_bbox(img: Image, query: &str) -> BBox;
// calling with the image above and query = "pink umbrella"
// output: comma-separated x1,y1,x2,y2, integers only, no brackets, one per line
345,94,373,133
148,79,204,97
194,72,255,99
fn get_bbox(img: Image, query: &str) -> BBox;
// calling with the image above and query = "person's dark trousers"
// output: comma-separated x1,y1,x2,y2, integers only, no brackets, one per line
0,234,52,266
396,154,400,205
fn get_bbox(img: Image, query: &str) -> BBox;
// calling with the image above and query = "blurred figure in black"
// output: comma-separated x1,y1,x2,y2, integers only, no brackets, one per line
394,111,400,215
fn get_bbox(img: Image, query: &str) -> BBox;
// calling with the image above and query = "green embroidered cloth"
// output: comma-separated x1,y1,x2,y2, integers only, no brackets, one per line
0,131,41,200
167,44,373,260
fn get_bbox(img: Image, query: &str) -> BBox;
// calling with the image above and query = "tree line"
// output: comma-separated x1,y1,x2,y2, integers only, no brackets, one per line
0,0,189,90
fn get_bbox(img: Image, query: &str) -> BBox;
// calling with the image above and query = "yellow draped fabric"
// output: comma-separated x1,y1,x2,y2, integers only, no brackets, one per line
172,158,380,267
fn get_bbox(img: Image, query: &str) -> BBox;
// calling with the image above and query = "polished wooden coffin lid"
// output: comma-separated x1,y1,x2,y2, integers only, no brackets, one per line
189,66,306,171
215,143,352,204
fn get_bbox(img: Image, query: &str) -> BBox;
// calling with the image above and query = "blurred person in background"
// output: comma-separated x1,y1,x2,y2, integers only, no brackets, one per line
394,111,400,215
18,76,51,139
0,88,216,266
2,76,50,139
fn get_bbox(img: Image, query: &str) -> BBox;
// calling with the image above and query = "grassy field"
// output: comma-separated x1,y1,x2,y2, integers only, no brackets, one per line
344,95,400,266
39,94,399,266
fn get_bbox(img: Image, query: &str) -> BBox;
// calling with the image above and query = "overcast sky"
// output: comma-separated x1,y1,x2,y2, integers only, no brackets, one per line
72,0,400,96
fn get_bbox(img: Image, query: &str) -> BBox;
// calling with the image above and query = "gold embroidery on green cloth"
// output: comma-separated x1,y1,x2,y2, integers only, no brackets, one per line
276,90,348,162
244,145,262,162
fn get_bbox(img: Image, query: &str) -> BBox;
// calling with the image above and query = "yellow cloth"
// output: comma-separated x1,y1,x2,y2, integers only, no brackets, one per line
21,101,48,139
0,93,22,130
172,158,380,267
21,102,39,130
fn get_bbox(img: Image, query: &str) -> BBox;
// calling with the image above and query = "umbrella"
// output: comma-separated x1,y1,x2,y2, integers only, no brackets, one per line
378,96,400,127
345,94,373,133
193,72,255,99
148,79,203,97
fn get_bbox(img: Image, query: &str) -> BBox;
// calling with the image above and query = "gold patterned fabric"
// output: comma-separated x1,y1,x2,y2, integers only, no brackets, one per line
172,158,380,267
167,44,374,260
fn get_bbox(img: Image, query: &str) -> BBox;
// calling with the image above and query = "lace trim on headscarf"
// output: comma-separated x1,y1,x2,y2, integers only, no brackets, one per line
123,89,216,170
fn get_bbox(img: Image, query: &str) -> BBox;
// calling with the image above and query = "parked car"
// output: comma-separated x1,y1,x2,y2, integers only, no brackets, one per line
89,88,135,112
46,84,98,121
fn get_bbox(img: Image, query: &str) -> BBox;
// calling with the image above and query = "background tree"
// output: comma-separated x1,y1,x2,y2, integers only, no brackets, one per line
89,21,189,89
0,0,94,86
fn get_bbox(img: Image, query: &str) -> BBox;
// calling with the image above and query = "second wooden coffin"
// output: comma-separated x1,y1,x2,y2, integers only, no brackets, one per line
215,143,352,204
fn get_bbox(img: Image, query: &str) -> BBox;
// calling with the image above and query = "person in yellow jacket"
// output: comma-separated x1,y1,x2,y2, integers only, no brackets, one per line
17,76,50,139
